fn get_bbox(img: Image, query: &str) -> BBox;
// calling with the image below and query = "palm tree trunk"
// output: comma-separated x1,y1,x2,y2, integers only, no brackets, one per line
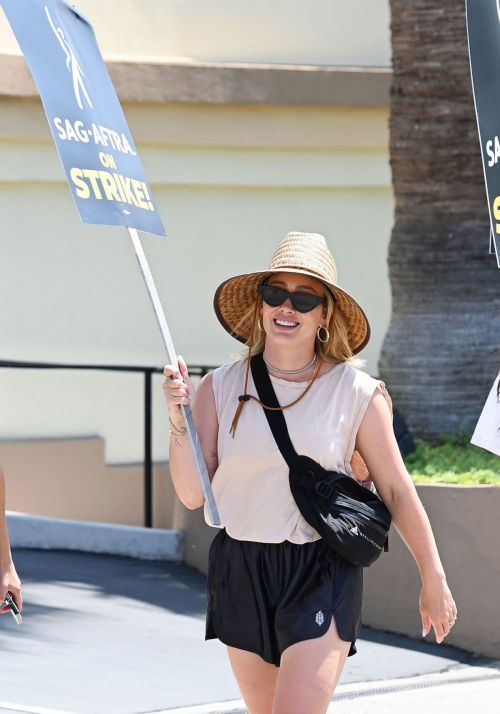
380,0,500,440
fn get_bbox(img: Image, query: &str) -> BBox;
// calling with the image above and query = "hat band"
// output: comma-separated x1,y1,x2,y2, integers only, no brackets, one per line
268,264,336,285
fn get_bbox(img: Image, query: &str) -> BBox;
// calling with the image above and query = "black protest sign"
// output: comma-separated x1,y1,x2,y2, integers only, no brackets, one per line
466,0,500,267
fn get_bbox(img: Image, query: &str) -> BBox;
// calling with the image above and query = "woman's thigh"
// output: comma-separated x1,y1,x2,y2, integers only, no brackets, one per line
273,615,351,714
227,646,279,714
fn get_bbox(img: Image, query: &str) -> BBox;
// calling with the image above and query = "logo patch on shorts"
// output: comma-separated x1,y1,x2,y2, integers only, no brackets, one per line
315,610,324,626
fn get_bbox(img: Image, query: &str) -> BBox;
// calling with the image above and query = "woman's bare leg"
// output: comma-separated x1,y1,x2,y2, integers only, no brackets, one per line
226,646,279,714
272,616,351,714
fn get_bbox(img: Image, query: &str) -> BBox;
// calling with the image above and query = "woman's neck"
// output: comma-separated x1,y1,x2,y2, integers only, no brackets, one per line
263,345,315,372
262,344,339,382
263,345,317,382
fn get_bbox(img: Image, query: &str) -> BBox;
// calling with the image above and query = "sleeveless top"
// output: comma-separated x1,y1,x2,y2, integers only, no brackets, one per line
203,358,387,543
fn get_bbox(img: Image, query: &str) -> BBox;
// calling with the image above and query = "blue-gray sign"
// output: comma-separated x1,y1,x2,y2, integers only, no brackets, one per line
466,0,500,267
1,0,166,236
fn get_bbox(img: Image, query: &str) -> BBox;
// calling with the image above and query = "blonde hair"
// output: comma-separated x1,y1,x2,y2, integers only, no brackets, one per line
232,281,366,370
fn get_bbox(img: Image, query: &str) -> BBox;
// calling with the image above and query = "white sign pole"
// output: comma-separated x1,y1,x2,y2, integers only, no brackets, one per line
128,228,220,525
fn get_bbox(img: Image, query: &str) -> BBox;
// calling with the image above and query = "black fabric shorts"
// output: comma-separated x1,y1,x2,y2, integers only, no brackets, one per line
205,528,363,667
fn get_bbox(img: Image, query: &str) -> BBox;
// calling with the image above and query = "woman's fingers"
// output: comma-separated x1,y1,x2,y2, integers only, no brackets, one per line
10,587,22,611
426,607,458,643
163,364,180,380
177,354,189,380
178,355,195,396
421,614,431,637
434,620,448,643
0,589,8,615
0,587,22,615
419,580,457,644
163,359,192,407
162,382,190,406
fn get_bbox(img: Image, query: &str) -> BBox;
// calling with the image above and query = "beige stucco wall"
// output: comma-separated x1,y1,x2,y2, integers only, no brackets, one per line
0,1,390,66
0,437,177,528
0,98,393,463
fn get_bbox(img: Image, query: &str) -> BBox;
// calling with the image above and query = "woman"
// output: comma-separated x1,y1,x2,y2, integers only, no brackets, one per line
0,468,22,617
162,232,457,714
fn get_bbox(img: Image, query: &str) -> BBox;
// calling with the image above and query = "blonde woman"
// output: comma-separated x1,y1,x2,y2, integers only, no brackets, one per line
162,232,457,714
0,468,22,617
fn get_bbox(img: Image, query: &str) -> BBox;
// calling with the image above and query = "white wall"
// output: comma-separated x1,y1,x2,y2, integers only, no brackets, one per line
0,0,391,66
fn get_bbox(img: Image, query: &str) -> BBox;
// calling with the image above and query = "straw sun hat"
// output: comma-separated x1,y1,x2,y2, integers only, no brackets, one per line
213,231,371,354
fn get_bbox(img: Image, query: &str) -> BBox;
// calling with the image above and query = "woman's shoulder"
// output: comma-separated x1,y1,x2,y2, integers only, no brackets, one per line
340,363,392,416
210,358,245,391
340,362,385,393
211,358,245,378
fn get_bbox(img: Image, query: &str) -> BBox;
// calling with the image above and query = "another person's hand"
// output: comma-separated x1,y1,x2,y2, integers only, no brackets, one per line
351,382,393,484
419,575,457,644
162,355,195,412
1,561,22,615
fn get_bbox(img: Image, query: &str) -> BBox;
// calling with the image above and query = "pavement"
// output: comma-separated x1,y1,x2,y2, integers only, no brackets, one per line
0,548,498,714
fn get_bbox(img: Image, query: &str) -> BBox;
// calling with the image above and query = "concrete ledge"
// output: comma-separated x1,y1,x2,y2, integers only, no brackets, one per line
6,511,183,561
0,53,391,106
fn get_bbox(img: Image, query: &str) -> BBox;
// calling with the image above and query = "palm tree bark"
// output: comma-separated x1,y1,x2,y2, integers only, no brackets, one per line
380,0,500,440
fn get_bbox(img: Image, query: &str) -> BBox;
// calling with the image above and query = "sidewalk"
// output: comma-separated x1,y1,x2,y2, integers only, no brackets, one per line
0,549,497,714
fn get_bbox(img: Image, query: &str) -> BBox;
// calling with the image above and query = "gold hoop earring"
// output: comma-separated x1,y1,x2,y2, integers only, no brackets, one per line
317,325,329,343
257,318,264,331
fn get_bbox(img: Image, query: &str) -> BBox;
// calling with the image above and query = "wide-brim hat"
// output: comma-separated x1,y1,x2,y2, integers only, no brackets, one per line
213,231,371,354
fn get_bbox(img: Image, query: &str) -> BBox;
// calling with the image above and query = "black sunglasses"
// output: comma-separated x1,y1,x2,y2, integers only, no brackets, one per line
257,283,327,313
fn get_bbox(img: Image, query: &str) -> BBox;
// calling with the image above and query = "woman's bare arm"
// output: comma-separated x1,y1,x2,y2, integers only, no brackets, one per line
164,362,219,510
355,389,457,642
354,390,445,578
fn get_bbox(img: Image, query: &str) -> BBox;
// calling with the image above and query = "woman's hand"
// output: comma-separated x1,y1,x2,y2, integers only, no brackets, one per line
419,574,457,643
0,561,22,615
162,355,195,415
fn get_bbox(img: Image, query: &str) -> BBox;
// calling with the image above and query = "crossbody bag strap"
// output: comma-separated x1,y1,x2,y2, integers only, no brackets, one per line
250,352,301,469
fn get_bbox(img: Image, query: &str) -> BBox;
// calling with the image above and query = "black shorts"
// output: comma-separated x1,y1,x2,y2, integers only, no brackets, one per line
205,528,363,667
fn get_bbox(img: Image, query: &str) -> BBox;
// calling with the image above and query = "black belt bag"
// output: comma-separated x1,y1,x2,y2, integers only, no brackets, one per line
250,353,391,567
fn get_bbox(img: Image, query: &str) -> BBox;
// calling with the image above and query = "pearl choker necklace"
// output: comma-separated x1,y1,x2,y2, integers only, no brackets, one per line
263,353,317,375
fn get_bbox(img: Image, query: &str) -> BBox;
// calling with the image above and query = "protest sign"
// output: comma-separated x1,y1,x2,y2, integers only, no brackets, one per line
471,371,500,456
466,0,500,267
1,0,166,236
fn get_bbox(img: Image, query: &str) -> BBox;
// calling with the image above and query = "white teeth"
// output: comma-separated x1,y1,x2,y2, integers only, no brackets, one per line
276,319,298,327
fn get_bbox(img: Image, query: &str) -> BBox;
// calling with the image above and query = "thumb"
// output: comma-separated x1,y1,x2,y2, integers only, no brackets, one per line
177,355,193,387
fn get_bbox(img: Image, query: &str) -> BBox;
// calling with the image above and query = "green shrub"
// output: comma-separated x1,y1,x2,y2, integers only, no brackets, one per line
404,429,500,485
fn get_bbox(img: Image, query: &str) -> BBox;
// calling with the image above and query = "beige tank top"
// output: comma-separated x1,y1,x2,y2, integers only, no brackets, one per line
203,358,387,543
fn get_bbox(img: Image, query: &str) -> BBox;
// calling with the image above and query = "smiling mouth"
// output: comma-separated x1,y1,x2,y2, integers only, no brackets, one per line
273,318,299,330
